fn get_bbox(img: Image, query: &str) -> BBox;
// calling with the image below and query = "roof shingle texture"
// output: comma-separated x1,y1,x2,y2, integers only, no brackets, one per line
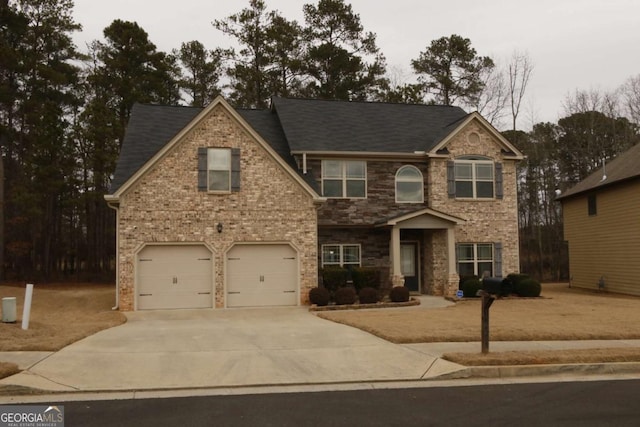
558,142,640,200
271,97,468,153
109,98,470,194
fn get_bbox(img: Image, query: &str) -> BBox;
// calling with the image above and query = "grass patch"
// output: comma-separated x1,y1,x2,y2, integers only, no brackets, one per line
0,362,20,379
0,283,126,352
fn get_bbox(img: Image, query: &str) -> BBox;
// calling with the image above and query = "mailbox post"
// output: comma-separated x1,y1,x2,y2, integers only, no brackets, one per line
477,277,502,354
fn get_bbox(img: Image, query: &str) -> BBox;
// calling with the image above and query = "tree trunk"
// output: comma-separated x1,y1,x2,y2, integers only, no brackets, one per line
0,151,4,281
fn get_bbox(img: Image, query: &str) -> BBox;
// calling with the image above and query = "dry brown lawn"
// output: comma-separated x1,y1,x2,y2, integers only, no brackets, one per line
317,283,640,365
0,283,126,352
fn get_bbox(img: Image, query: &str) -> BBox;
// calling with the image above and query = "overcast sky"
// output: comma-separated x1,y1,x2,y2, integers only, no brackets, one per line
71,0,640,129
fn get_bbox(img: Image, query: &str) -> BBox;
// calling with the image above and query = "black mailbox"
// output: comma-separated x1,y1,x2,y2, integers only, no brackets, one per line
481,277,503,295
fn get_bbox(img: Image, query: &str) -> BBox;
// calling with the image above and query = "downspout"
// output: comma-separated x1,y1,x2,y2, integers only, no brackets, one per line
107,201,119,310
302,152,307,175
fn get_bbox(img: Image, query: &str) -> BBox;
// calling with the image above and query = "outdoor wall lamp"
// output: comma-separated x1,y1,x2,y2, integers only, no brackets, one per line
217,223,223,233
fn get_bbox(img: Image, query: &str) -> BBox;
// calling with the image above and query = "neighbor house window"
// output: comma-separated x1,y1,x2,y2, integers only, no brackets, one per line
448,157,503,199
457,243,494,277
588,194,597,216
396,165,424,203
322,244,361,267
322,160,366,198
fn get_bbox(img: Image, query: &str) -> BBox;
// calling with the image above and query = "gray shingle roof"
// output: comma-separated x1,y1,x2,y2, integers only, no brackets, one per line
110,104,201,193
271,97,469,153
110,98,471,194
557,142,640,200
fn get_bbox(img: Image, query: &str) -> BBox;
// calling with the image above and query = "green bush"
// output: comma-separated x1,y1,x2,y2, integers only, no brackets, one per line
351,267,381,291
515,278,542,297
459,275,479,288
506,273,530,288
358,287,379,304
389,286,410,302
309,287,330,306
334,287,357,305
461,277,482,298
321,267,349,292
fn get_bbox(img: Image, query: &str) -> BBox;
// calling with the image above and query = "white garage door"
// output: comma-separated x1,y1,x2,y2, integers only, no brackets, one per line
226,244,298,307
137,245,213,310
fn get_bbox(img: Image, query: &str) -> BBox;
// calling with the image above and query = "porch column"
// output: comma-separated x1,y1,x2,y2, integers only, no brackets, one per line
447,227,456,275
390,226,404,286
446,226,460,297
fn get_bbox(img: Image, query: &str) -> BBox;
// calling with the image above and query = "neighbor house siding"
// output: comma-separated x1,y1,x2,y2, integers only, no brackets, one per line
428,122,520,277
563,180,640,296
116,104,318,310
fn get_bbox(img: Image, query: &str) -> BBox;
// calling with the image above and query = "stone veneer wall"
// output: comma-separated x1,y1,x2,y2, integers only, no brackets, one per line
428,122,521,278
115,105,318,310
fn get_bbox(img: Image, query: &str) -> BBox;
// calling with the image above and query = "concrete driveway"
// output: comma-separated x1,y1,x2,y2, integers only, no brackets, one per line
1,306,463,392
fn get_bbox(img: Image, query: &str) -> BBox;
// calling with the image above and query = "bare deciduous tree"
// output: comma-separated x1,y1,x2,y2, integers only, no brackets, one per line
508,51,533,131
620,74,640,124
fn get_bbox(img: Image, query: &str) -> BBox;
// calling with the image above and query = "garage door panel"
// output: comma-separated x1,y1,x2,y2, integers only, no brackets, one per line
137,245,213,310
227,244,298,308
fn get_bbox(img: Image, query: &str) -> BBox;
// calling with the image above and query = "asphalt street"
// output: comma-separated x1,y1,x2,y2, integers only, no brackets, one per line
56,379,640,427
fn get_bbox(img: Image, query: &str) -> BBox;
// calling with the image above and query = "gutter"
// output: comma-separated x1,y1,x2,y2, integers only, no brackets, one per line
106,199,119,310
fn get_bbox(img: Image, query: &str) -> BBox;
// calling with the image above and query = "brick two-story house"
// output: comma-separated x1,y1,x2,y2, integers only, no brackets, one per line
105,96,523,310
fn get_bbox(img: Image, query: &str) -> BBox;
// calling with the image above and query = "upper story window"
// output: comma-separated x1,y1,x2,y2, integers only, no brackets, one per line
207,148,231,191
197,147,240,193
322,160,366,198
395,165,424,203
448,157,502,199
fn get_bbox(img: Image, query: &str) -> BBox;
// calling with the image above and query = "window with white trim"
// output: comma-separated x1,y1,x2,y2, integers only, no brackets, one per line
321,160,366,198
322,244,361,267
457,243,493,277
207,148,231,192
395,165,424,203
454,157,494,199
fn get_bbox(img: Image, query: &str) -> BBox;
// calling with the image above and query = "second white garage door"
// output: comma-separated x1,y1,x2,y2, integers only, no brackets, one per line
226,244,298,307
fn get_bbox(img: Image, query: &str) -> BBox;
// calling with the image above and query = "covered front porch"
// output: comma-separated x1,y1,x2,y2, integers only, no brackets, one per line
377,208,465,297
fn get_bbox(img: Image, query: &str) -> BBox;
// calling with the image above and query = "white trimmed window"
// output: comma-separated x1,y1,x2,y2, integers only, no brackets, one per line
207,148,231,192
457,243,494,277
451,157,495,199
322,244,361,267
321,160,366,198
395,165,424,203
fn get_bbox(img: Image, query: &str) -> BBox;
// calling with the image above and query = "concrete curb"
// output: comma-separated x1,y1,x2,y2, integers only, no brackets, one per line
434,361,640,380
3,361,640,403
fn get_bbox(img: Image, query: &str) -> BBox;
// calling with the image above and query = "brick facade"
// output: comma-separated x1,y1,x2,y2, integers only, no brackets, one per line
309,120,520,296
115,105,318,310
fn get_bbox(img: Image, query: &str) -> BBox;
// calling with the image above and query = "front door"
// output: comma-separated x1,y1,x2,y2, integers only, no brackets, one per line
401,242,419,292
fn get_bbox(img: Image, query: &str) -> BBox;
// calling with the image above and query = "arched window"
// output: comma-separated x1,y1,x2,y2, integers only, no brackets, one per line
395,166,424,203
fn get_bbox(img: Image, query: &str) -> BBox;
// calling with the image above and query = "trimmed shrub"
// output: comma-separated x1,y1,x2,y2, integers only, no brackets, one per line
459,275,479,288
506,273,530,288
358,287,379,304
351,267,381,291
334,287,357,305
461,277,482,298
309,287,330,306
389,286,410,303
500,277,515,297
515,278,542,297
321,267,349,292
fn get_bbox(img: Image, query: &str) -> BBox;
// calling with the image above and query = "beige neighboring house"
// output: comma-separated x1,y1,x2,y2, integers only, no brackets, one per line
558,142,640,296
105,96,523,311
